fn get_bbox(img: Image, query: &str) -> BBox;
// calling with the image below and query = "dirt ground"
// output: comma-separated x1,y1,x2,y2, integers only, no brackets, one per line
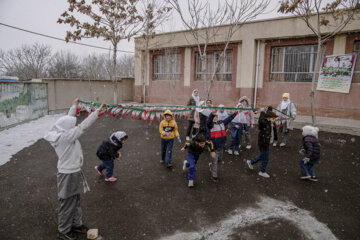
0,114,359,240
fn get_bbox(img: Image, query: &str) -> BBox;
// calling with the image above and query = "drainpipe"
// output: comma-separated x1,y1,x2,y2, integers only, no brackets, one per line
254,40,260,108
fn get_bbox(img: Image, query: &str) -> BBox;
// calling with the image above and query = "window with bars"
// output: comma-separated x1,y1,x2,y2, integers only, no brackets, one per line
353,40,360,83
153,53,181,80
195,50,233,81
270,44,326,82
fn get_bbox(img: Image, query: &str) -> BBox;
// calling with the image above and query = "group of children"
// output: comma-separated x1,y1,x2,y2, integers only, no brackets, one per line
44,95,320,239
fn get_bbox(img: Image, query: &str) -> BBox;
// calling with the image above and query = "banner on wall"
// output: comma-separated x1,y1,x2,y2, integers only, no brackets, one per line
316,54,357,93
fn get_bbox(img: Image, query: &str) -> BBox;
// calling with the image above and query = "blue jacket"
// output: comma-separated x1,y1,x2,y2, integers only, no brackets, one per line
96,138,123,161
207,112,237,149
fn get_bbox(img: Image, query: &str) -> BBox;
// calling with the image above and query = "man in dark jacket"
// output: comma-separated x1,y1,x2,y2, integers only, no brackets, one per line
299,125,320,182
246,110,277,178
207,110,237,181
95,131,128,182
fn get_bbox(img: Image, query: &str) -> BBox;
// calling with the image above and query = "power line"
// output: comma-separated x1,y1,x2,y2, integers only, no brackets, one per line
0,22,134,53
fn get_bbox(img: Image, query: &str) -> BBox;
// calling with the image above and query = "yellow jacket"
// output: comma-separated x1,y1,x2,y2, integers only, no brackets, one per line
159,109,180,140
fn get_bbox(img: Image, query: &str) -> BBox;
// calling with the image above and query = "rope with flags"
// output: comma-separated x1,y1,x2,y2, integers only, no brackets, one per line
77,100,293,123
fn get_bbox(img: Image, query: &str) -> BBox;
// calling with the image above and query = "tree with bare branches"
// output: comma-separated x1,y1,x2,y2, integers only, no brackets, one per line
0,43,52,80
137,0,172,103
48,51,82,79
58,0,143,104
278,0,360,124
167,0,270,100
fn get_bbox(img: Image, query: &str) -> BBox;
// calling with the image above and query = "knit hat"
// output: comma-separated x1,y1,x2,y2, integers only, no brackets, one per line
264,111,277,118
282,93,290,98
302,126,319,137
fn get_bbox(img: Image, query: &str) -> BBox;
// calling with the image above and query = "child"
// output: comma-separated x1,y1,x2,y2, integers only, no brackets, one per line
207,110,237,181
299,125,320,182
181,134,214,187
276,93,297,147
246,110,277,178
44,98,106,240
159,109,181,168
95,131,128,182
217,104,228,121
186,89,200,141
238,96,255,149
267,106,279,147
228,103,246,155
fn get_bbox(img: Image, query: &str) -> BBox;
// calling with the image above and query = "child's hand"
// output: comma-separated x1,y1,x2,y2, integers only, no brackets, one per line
99,103,107,112
181,147,185,152
164,132,170,137
251,124,254,128
210,151,216,158
72,98,79,106
235,125,240,129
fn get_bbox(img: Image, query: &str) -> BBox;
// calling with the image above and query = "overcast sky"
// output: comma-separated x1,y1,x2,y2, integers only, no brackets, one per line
0,0,286,58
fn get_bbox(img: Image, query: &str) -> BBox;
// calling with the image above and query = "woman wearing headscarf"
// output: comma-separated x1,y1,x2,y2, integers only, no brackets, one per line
44,98,106,240
186,89,200,141
276,93,296,147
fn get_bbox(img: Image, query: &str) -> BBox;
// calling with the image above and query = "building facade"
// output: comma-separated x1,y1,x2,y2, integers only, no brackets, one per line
134,15,360,119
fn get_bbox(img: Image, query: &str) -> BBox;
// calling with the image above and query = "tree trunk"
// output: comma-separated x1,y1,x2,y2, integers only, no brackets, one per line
113,44,118,104
142,38,149,104
200,55,209,100
310,38,322,125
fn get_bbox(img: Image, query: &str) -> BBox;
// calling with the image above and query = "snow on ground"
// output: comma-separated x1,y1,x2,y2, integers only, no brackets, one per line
160,196,338,240
0,114,64,166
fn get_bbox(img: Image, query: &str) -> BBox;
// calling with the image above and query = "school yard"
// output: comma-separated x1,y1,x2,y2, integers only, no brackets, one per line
0,114,359,240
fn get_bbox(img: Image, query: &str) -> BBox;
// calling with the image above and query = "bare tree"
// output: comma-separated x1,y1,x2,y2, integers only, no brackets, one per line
58,0,143,104
0,43,52,80
81,53,109,80
48,51,81,78
117,54,135,77
138,0,172,103
168,0,270,100
278,0,360,125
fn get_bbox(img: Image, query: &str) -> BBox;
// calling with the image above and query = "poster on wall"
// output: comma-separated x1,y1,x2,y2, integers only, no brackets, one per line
316,54,357,93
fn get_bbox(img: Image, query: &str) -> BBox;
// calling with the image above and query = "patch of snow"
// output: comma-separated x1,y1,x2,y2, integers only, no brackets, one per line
159,196,338,240
0,114,64,166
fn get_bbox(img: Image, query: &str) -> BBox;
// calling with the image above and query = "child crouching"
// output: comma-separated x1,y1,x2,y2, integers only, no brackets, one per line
95,131,128,182
299,126,320,182
181,134,214,188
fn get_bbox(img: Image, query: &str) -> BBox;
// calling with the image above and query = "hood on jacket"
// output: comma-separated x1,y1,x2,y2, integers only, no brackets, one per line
239,96,251,107
110,131,127,146
302,125,319,138
163,109,174,119
44,115,77,143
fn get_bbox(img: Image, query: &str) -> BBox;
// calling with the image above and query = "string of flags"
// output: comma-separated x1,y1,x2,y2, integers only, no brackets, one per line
76,100,292,124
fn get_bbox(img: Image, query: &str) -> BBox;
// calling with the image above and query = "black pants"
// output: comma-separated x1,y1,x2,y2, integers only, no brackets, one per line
186,120,196,137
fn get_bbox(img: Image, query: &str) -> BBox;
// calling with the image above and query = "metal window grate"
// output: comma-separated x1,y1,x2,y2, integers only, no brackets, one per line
153,53,181,80
270,44,326,82
195,50,232,81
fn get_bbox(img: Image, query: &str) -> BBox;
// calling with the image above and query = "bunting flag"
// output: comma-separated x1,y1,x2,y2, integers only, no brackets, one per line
77,100,293,124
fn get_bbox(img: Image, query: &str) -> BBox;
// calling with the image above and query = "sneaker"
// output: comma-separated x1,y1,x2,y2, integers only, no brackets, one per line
210,176,218,182
166,163,173,169
234,151,239,156
183,160,188,171
300,174,311,180
94,166,103,176
246,160,254,170
246,145,251,150
309,176,318,182
186,136,190,141
105,176,117,182
188,180,194,188
58,231,76,240
160,159,165,164
72,225,89,234
258,171,270,178
273,141,277,147
280,142,286,147
228,149,233,155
